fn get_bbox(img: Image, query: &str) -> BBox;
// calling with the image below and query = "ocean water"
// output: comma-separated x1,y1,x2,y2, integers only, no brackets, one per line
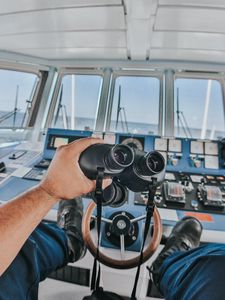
0,111,25,127
0,111,224,142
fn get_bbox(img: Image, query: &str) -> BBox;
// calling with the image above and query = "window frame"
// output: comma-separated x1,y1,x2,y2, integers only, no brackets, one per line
0,63,43,129
173,71,225,139
105,69,164,135
45,68,105,131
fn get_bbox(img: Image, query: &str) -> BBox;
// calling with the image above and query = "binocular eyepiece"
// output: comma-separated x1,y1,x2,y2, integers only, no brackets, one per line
79,143,165,207
79,144,134,180
138,151,165,176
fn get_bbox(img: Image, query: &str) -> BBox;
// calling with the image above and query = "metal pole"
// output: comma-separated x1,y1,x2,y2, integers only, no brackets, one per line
13,85,19,128
176,88,180,136
201,80,211,139
164,69,175,136
95,68,112,132
54,85,63,126
116,85,121,131
210,125,215,140
62,105,68,130
71,75,75,130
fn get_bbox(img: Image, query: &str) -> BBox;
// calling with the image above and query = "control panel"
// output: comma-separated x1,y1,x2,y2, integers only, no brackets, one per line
0,129,95,220
116,133,225,215
2,129,223,216
0,146,41,184
1,129,225,250
22,128,93,181
136,172,225,212
1,129,225,217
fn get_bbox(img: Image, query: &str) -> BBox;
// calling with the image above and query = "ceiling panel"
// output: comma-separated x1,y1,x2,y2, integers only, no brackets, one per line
0,6,125,36
10,47,127,60
125,0,154,18
151,31,225,51
150,48,225,63
159,0,225,8
0,0,122,15
1,0,225,62
0,31,126,49
155,7,225,33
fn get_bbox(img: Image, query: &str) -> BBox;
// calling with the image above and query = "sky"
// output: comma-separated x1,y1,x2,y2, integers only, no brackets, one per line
174,78,224,131
57,74,160,123
0,69,37,112
111,76,160,125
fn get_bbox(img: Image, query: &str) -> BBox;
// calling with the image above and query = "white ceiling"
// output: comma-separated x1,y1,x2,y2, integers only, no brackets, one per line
0,0,225,63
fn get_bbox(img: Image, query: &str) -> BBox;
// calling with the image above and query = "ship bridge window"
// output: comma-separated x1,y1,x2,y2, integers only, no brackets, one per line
109,76,160,135
53,74,102,131
174,78,225,140
0,69,38,129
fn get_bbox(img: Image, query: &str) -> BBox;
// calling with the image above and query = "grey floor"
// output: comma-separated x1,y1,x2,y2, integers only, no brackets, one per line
39,278,163,300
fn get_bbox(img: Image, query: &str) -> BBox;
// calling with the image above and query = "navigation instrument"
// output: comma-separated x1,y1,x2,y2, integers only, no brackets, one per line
120,137,144,151
154,138,168,151
205,142,218,155
190,141,204,154
168,139,182,152
205,155,219,169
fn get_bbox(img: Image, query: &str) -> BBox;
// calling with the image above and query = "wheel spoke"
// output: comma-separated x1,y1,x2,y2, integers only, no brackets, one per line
91,215,112,224
130,215,146,223
120,234,125,260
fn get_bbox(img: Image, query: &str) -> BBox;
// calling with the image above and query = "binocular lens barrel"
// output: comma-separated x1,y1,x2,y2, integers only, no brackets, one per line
139,151,165,176
93,181,127,207
106,144,134,170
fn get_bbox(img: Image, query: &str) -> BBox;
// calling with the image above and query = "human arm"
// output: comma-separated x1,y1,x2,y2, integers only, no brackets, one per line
0,137,110,276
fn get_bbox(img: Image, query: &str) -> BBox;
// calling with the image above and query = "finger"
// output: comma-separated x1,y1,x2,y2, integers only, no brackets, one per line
68,137,104,154
102,178,112,189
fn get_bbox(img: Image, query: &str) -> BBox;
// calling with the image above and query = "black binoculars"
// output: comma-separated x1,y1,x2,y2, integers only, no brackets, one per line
79,143,165,207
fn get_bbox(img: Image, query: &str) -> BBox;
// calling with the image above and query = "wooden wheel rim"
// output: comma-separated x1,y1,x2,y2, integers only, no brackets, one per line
82,201,162,269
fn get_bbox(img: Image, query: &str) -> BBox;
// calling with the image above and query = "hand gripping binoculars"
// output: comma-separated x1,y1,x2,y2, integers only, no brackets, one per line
79,143,165,207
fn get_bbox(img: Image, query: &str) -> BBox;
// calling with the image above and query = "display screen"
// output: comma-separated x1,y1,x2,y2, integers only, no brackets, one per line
47,134,81,150
53,137,69,148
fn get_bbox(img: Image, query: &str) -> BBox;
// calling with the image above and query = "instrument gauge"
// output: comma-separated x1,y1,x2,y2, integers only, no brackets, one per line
205,142,218,155
155,138,168,151
190,141,204,154
168,139,182,153
121,138,144,151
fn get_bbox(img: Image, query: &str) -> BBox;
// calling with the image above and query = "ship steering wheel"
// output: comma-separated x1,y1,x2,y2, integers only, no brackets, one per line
82,201,162,269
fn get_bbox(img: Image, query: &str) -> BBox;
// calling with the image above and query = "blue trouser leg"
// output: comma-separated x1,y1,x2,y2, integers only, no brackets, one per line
159,243,225,300
0,222,69,300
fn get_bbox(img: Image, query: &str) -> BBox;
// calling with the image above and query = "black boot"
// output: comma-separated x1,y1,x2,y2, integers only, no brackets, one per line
57,197,86,262
149,216,203,290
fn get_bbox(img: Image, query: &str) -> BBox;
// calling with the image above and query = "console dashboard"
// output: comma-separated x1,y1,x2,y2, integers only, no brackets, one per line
116,134,225,215
0,128,225,247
